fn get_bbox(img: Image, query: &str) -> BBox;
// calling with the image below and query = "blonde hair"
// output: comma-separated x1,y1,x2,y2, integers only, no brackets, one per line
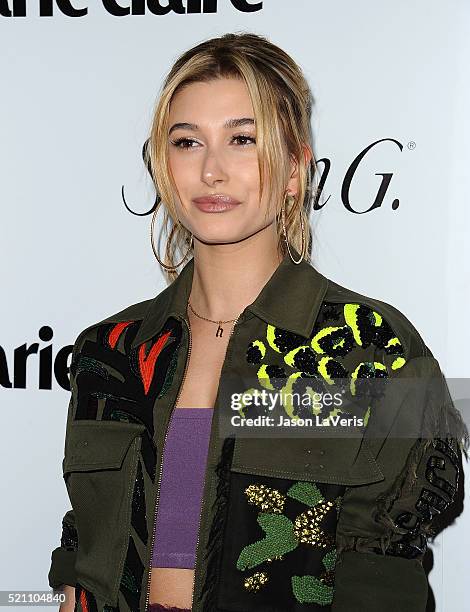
144,32,319,282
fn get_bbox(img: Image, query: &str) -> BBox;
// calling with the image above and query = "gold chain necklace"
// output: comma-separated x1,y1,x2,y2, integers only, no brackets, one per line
187,299,240,338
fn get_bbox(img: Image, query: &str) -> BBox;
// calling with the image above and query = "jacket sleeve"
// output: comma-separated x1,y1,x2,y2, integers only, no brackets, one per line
48,339,82,590
332,354,468,611
48,506,78,589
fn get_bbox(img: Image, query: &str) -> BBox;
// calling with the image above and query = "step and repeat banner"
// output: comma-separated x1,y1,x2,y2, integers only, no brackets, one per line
1,1,469,610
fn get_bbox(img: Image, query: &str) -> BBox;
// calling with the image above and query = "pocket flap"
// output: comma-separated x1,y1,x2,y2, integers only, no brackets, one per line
63,420,146,474
231,436,384,486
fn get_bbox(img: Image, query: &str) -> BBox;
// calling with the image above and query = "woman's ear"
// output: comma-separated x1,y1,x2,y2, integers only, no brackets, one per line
286,144,313,196
303,143,313,165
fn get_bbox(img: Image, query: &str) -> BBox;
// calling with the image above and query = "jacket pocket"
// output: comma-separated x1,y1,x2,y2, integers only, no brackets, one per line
62,420,146,606
231,436,384,486
212,436,384,612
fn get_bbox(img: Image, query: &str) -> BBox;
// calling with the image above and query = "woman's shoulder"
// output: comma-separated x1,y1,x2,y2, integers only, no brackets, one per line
70,296,155,357
321,274,433,363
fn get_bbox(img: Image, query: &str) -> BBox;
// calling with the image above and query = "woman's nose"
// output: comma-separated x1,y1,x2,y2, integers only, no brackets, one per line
200,150,229,185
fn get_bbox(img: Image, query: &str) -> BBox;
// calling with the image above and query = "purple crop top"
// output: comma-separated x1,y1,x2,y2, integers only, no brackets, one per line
151,407,214,569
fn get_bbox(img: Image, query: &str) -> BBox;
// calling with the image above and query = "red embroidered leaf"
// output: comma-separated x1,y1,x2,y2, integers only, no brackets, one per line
138,330,173,394
108,321,133,349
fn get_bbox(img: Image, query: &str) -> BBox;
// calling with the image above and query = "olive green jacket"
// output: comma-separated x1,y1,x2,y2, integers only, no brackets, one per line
48,247,466,612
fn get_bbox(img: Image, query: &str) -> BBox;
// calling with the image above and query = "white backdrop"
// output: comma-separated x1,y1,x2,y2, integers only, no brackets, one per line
1,1,468,610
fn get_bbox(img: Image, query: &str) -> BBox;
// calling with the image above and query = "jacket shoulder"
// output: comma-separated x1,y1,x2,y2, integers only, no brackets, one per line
323,277,431,362
71,297,153,356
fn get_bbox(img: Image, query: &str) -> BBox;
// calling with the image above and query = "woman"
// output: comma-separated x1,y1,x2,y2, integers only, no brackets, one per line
48,33,467,612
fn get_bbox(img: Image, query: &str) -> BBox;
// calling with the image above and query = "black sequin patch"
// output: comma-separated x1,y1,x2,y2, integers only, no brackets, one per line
354,304,378,347
291,347,317,374
323,359,348,380
265,364,288,390
352,363,388,401
247,343,264,364
273,328,306,352
373,316,398,351
60,519,78,551
383,439,460,559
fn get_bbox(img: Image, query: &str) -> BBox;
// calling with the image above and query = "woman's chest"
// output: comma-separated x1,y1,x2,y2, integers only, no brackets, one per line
175,321,232,409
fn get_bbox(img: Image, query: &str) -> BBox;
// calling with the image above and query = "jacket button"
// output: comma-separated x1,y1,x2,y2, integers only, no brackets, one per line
304,463,310,468
319,449,325,456
83,441,88,446
319,464,324,469
305,448,312,454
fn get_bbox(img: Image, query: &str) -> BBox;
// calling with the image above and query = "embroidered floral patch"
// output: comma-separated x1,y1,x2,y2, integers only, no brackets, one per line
236,480,342,606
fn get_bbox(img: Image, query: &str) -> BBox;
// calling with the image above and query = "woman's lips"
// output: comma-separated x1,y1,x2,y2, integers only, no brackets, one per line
192,196,241,213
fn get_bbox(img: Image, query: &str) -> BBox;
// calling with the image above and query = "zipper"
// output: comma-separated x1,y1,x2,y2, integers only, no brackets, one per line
190,315,239,611
143,316,193,612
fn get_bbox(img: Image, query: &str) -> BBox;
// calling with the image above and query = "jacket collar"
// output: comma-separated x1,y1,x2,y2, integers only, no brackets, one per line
130,245,329,349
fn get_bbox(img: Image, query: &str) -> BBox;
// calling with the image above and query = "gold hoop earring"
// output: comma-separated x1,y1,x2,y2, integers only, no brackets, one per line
150,199,193,271
280,193,306,265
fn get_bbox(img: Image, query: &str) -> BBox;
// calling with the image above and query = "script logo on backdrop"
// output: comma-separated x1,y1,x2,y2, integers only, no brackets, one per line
0,327,72,391
0,0,262,17
314,137,403,213
123,137,405,218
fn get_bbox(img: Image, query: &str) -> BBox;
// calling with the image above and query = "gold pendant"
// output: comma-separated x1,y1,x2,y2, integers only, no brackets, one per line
216,322,224,337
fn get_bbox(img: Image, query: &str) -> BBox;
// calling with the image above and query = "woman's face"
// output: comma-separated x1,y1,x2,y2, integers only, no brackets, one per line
167,77,293,247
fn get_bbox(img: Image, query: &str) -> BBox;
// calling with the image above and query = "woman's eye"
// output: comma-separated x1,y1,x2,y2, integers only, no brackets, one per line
232,135,256,146
170,135,256,149
171,138,197,149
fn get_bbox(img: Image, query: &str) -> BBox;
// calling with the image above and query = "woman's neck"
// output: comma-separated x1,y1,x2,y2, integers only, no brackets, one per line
188,233,283,321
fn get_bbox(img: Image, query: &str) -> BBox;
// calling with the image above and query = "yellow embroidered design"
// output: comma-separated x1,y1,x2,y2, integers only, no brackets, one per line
245,484,286,514
245,301,408,424
244,571,269,591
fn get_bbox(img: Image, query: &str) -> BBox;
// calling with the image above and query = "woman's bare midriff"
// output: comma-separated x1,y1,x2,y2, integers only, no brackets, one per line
149,567,194,608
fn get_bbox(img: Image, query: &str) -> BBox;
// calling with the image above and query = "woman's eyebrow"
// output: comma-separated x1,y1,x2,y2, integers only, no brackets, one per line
168,117,255,136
